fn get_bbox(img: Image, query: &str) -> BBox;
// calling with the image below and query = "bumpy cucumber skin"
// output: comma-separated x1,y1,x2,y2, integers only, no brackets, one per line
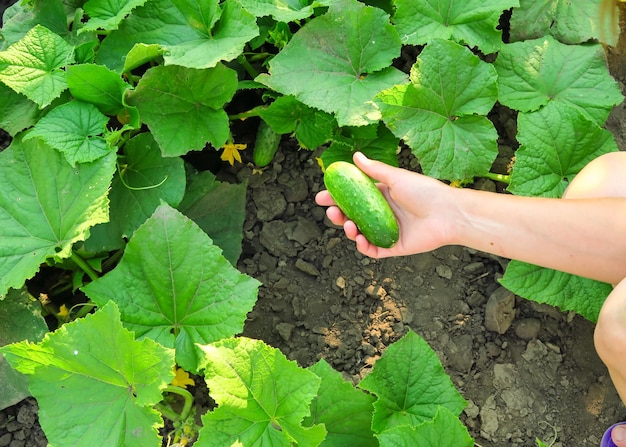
324,161,399,248
253,120,281,167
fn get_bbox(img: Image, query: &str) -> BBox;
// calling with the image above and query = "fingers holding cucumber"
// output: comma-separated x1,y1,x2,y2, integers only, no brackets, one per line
322,160,400,249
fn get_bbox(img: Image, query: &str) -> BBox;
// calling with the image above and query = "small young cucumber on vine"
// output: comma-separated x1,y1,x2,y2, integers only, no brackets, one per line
252,120,282,167
324,161,399,248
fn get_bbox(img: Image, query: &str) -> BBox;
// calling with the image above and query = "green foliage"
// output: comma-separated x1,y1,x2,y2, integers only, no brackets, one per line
257,0,407,127
0,137,115,297
359,331,466,431
197,337,327,446
376,407,474,446
510,102,618,198
305,359,377,446
494,35,623,125
1,302,175,447
0,0,623,443
0,289,47,410
377,38,499,180
0,24,74,108
510,0,619,45
392,0,519,53
83,204,260,373
24,100,112,166
500,261,614,321
125,64,239,155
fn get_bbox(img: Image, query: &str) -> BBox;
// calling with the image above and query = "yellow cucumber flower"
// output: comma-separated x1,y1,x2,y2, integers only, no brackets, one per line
220,142,247,165
171,367,195,388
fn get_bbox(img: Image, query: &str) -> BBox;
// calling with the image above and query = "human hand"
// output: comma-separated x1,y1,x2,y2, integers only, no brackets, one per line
610,424,626,447
315,152,458,258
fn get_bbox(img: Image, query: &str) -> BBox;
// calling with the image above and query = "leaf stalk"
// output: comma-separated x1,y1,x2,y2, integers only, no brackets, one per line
162,385,194,422
71,251,99,282
481,172,511,184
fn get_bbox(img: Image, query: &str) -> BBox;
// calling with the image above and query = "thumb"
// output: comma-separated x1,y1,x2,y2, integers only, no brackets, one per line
613,424,626,446
353,152,398,185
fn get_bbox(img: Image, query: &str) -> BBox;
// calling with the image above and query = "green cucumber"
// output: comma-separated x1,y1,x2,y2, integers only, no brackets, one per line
323,161,399,248
253,120,281,167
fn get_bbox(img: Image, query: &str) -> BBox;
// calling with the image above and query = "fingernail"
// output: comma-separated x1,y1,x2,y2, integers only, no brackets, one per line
615,425,626,442
353,151,366,162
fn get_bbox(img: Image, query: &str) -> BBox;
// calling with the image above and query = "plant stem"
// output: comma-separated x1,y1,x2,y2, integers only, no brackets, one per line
155,403,181,423
229,105,267,121
71,302,98,319
162,385,194,422
247,52,271,63
71,251,99,282
102,248,125,271
481,172,511,184
237,54,259,79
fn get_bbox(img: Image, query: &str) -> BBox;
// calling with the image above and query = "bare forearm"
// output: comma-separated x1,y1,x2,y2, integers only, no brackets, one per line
450,189,626,284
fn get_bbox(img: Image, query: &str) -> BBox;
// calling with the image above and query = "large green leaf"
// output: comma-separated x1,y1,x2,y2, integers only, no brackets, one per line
85,133,186,252
239,0,332,22
494,35,623,125
320,122,399,168
82,204,260,372
501,261,612,322
23,100,113,166
0,302,175,447
0,82,42,136
66,63,132,116
0,136,116,299
0,0,69,50
196,337,327,447
81,0,149,34
126,63,238,156
510,0,619,45
259,96,336,150
96,0,258,71
0,25,74,108
509,101,618,198
178,170,247,266
377,38,498,181
305,359,377,447
0,288,48,411
359,331,466,433
257,0,406,127
392,0,519,54
376,407,474,447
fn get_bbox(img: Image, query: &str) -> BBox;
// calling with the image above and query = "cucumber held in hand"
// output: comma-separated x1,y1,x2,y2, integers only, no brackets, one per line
324,161,399,248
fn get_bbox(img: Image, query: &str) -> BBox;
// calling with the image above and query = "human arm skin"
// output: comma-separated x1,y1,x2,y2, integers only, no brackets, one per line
315,152,626,285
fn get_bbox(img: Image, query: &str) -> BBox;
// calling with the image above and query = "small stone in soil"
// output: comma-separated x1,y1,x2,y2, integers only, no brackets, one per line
484,287,516,334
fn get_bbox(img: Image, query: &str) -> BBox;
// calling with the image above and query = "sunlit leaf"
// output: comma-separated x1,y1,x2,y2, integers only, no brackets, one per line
257,0,406,127
0,25,74,108
495,35,623,125
83,204,260,372
377,39,498,181
96,0,258,71
359,331,466,432
501,261,612,322
126,64,238,156
1,302,175,447
0,136,115,298
392,0,519,53
24,100,112,166
196,337,327,446
509,101,618,197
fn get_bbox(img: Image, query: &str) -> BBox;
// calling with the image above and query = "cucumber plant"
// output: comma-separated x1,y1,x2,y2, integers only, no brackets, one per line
0,0,623,445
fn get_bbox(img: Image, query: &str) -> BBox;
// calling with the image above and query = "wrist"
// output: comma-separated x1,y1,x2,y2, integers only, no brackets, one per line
444,187,499,249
